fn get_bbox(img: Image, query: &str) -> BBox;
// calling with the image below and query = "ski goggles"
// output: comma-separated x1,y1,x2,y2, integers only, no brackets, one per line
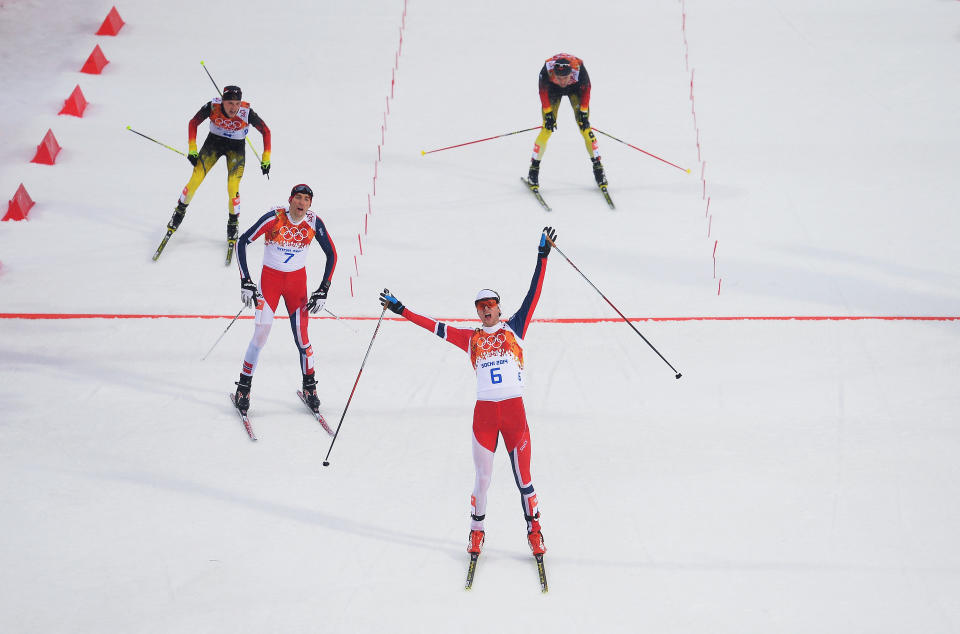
475,299,499,310
553,61,572,76
290,183,314,198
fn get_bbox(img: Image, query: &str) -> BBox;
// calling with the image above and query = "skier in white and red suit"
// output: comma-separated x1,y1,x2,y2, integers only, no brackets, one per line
378,227,558,557
232,184,337,415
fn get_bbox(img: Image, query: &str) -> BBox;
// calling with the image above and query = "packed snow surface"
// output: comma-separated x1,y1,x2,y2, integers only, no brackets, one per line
1,1,958,632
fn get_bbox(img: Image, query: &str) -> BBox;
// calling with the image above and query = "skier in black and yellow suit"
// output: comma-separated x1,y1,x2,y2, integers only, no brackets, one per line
164,85,272,252
527,54,606,188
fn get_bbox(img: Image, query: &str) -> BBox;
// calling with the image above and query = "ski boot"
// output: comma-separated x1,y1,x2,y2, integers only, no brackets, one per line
153,202,188,261
302,373,321,414
227,213,239,247
526,512,546,555
468,530,485,554
527,159,541,187
234,374,252,412
168,202,187,233
527,529,546,555
226,213,240,265
591,157,608,186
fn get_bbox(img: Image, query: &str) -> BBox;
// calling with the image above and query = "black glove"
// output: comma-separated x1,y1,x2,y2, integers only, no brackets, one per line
577,110,590,130
260,160,271,176
538,226,557,258
307,280,330,314
187,151,199,166
379,288,405,315
543,111,557,132
240,277,259,308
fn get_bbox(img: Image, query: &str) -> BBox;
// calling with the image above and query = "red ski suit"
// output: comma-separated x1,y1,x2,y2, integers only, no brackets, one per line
398,253,548,532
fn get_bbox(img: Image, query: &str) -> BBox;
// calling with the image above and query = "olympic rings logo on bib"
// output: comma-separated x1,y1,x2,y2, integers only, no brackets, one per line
280,226,310,242
214,118,244,130
476,332,506,351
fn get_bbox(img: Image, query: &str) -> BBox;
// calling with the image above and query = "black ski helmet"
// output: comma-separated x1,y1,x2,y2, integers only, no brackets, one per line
222,85,242,101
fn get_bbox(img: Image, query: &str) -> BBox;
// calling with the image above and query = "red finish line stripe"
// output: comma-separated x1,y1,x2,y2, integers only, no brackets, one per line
0,313,957,322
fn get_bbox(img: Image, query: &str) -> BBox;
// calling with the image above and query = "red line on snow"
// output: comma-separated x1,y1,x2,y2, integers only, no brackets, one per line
1,313,956,322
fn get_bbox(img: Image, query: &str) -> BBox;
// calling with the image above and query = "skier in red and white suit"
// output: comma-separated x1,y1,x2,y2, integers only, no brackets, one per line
378,227,558,557
232,183,337,414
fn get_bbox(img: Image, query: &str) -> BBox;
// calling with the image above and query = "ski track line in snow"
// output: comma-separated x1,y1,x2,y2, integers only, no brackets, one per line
1,313,957,322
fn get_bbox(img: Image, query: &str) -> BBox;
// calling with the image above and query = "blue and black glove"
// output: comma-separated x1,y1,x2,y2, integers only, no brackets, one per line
379,288,404,315
260,160,271,176
538,226,557,258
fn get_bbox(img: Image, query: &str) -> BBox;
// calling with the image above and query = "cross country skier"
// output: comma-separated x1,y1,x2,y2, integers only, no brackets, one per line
232,184,336,416
159,85,272,260
378,227,558,558
527,54,607,188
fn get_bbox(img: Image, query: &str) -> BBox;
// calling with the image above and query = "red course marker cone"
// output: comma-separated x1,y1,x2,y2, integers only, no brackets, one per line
31,129,61,165
4,184,36,221
81,45,109,74
95,6,125,35
59,85,88,117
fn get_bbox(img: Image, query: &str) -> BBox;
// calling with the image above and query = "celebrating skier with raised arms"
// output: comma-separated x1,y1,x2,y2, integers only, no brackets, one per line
378,227,558,591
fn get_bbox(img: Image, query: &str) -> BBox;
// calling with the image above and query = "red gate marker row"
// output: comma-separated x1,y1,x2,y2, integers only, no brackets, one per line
680,0,721,295
350,0,408,298
5,7,124,224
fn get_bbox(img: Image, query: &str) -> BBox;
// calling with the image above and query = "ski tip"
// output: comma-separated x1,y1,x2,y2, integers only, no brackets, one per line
686,168,691,174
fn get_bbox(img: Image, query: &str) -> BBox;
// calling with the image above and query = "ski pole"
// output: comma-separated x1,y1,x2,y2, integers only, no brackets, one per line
591,127,691,174
323,307,360,335
200,59,222,96
545,235,683,379
323,304,389,467
126,126,186,156
199,61,266,172
201,306,246,361
421,126,542,156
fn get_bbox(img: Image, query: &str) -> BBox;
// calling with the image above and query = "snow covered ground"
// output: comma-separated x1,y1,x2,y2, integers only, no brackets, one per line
1,1,958,633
